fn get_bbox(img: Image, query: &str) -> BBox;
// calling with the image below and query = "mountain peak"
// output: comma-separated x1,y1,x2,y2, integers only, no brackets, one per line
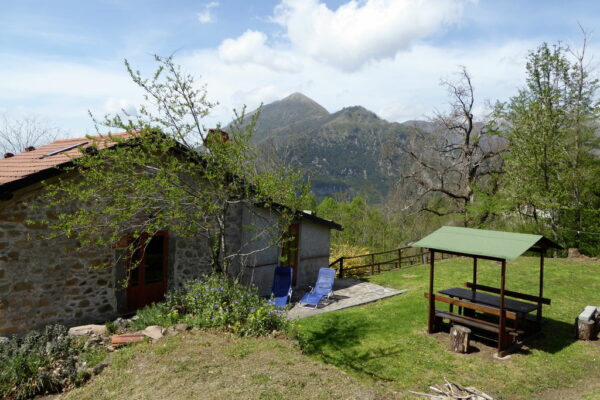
281,92,313,102
279,92,328,112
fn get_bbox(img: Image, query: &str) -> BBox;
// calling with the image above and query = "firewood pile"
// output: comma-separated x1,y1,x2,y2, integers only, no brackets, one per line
409,378,494,400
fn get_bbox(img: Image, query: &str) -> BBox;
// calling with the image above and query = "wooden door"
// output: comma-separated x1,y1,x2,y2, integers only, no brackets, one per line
126,232,169,312
281,223,300,285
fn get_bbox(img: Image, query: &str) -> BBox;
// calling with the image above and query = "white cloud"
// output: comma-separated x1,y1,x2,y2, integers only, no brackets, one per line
182,40,533,127
218,30,301,73
272,0,471,71
198,2,219,24
104,97,138,116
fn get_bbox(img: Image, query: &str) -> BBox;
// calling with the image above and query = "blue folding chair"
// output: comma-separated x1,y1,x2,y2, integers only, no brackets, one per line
268,266,293,308
299,268,336,309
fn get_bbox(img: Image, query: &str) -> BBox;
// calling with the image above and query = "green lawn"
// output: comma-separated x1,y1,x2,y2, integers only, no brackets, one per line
297,257,600,399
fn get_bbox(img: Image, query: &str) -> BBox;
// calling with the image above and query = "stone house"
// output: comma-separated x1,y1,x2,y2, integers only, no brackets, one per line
0,134,341,335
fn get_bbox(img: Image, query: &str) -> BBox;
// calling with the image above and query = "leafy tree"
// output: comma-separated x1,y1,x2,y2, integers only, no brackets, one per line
40,55,309,276
493,38,600,252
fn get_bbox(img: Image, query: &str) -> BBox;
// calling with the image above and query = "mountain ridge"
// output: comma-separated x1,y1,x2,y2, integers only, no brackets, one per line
244,93,428,200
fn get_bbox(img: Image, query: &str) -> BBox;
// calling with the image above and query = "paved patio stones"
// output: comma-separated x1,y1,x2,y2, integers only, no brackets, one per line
287,278,406,319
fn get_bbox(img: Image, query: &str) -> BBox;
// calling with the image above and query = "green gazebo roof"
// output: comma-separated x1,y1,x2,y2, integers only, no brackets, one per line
412,226,561,261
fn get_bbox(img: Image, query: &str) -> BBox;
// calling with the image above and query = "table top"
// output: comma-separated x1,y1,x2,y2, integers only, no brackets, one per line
439,287,538,314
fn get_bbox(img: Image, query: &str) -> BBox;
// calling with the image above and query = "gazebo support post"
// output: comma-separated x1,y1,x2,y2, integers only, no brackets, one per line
428,249,435,334
498,259,507,354
472,257,478,293
537,249,545,326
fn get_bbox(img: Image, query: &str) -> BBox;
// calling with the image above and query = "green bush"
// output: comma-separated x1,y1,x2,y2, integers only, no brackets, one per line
132,274,290,336
0,324,101,400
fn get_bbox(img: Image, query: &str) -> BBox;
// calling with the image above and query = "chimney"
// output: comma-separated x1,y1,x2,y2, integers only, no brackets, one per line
4,153,14,159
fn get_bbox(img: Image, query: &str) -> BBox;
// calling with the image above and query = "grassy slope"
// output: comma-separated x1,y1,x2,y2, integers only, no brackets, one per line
297,257,600,399
58,331,387,400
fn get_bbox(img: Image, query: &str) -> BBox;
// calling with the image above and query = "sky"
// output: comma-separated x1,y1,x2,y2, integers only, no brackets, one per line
2,0,600,136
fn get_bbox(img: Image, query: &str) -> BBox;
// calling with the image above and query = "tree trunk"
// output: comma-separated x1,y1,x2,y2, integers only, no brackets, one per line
450,325,471,353
575,318,597,341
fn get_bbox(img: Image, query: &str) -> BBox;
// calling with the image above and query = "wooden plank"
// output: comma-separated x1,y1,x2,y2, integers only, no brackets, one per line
464,282,551,305
424,293,517,320
435,310,519,335
111,334,145,346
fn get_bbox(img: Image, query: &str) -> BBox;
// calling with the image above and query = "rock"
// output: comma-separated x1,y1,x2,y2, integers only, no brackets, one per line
84,334,104,349
163,326,179,337
173,323,190,331
142,325,164,341
0,336,9,345
114,317,129,331
68,324,107,337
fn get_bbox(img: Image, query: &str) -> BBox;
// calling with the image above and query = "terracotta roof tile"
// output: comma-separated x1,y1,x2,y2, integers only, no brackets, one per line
0,132,131,186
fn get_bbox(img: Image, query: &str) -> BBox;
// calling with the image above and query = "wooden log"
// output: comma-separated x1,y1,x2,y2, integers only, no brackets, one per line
575,318,597,341
450,325,471,353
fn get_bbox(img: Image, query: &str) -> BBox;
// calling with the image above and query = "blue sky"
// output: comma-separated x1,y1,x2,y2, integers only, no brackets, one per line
2,0,600,136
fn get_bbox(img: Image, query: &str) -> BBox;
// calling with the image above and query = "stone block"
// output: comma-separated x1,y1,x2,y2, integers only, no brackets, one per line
578,306,598,322
0,212,26,222
12,281,33,291
69,324,107,337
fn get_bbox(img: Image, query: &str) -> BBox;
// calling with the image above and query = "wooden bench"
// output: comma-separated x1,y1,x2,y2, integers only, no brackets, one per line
435,310,520,336
424,293,518,320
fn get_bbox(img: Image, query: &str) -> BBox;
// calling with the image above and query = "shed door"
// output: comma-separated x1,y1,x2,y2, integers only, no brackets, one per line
281,223,300,285
126,232,169,312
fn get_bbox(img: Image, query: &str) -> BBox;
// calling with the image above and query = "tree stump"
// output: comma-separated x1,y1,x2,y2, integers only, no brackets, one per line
575,318,597,341
450,325,471,353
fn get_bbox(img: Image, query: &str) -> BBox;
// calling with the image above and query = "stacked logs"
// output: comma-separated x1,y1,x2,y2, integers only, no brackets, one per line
409,378,494,399
575,306,599,341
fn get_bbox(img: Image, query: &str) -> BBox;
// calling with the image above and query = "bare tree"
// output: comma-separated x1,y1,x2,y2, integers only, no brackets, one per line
0,113,60,155
399,67,505,226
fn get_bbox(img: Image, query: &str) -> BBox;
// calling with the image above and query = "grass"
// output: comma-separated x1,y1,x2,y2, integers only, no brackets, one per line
56,330,387,400
296,256,600,399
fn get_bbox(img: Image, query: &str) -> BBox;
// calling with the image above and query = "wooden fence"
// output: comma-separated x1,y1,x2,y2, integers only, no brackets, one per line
329,246,452,278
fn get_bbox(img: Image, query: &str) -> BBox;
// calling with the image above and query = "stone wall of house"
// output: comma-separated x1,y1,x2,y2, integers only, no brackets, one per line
0,181,227,335
0,184,118,335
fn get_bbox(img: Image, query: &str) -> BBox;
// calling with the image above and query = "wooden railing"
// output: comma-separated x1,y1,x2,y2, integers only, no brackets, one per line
330,246,433,278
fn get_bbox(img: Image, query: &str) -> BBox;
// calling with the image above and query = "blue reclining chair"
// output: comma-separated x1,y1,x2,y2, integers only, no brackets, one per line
268,266,293,308
299,268,336,309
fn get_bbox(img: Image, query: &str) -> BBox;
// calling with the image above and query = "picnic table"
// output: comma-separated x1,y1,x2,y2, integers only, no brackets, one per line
439,287,538,316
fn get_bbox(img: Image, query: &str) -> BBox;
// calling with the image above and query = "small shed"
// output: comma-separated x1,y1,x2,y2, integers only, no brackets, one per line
413,226,562,356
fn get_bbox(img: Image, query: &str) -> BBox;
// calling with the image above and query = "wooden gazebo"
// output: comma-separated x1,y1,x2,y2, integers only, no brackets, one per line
413,226,562,356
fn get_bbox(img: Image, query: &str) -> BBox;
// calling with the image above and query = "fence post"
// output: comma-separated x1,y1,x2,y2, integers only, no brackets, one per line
398,248,402,269
421,248,426,264
339,257,344,278
371,253,375,275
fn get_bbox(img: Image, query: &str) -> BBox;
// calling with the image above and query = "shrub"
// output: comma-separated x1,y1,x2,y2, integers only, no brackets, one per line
132,274,290,336
0,324,103,400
